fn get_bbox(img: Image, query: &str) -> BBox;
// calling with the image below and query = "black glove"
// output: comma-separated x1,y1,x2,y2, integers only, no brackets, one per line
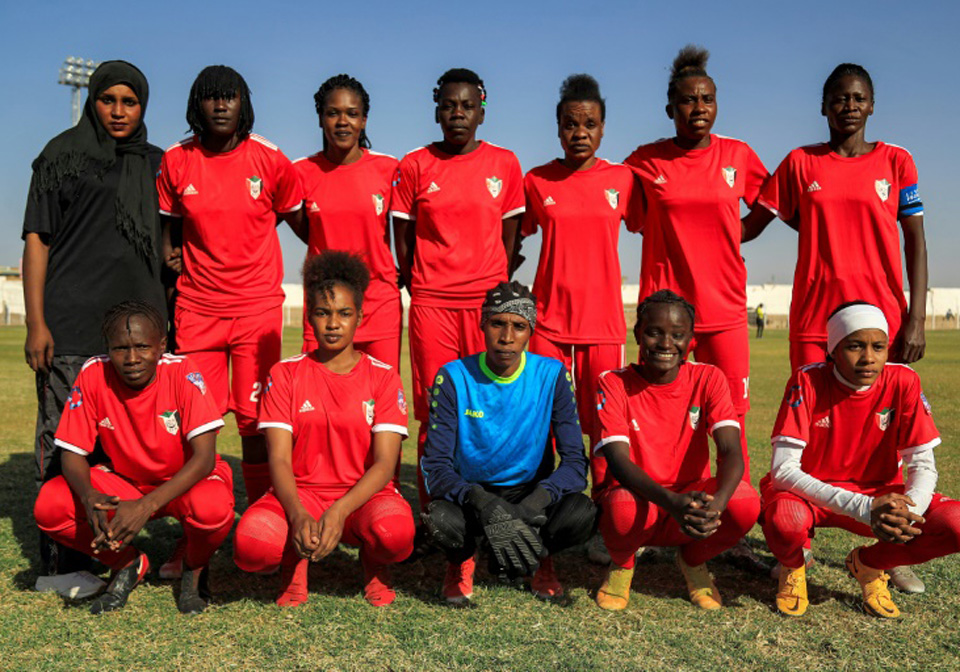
467,486,543,577
517,486,552,528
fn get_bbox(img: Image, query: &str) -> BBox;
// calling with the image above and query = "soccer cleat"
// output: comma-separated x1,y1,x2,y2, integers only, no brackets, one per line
89,552,149,615
177,565,210,614
586,533,611,565
530,556,564,601
361,556,396,607
159,536,186,580
776,564,808,617
596,564,634,611
676,554,722,610
442,556,475,605
888,565,925,594
845,547,900,618
769,547,816,580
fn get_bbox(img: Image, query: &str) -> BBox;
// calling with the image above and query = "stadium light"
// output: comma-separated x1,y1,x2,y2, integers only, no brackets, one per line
57,56,99,126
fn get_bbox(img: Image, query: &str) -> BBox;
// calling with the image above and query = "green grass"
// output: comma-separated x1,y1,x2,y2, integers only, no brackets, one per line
2,327,960,670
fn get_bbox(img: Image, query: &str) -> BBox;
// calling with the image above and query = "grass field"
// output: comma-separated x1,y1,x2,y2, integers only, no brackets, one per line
2,326,960,671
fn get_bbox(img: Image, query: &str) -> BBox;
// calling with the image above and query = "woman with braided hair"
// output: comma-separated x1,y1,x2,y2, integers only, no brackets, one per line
293,74,402,368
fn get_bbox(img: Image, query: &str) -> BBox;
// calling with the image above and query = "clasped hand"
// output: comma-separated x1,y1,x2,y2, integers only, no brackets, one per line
669,491,722,540
870,493,924,544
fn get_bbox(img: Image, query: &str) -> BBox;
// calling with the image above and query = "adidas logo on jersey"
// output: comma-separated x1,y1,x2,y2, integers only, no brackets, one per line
543,196,556,206
807,181,822,192
814,415,830,429
98,417,115,430
654,174,667,185
299,400,315,413
427,182,441,193
183,184,199,196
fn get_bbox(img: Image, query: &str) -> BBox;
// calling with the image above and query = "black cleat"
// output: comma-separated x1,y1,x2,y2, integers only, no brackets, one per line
177,566,210,615
90,553,149,615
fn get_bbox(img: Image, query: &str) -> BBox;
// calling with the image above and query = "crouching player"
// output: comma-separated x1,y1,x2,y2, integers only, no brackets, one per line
420,281,596,604
233,251,414,607
762,302,960,618
33,301,233,614
594,290,760,611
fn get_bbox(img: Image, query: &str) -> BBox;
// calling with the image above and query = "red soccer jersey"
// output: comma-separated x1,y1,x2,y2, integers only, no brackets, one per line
759,142,922,343
390,142,525,308
157,134,302,318
296,150,401,345
258,352,409,498
522,159,635,344
595,362,740,488
54,354,225,487
771,362,939,487
624,135,768,332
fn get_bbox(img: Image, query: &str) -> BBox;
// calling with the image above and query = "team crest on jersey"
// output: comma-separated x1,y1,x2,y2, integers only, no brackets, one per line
604,188,619,209
186,371,207,395
159,410,181,435
596,388,606,411
875,179,891,202
363,399,375,425
372,193,385,216
876,407,894,431
722,166,737,188
67,386,83,410
397,389,408,415
688,405,701,430
247,176,263,199
486,176,502,199
788,384,803,408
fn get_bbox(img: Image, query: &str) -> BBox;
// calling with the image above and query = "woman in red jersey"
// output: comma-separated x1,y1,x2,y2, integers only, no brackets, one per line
624,46,770,481
233,251,414,607
593,291,759,612
754,63,928,371
391,68,525,508
294,74,402,368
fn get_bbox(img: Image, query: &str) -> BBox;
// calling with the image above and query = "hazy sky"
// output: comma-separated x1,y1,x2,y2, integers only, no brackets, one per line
2,0,957,287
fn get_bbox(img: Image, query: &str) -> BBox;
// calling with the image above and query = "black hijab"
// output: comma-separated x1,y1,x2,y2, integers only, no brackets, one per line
29,60,158,266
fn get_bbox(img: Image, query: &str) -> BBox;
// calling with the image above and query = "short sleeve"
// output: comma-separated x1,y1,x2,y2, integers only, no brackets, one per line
53,367,99,456
520,172,540,237
897,151,923,220
594,370,631,454
258,361,294,433
501,153,525,219
759,153,796,223
771,369,812,448
389,156,418,220
22,172,61,240
157,150,181,217
897,371,940,455
177,359,225,441
272,151,303,214
623,163,646,234
703,367,740,434
371,368,409,437
741,145,769,208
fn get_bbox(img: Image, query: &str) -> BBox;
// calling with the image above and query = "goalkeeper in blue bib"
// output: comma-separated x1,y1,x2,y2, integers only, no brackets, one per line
420,281,596,604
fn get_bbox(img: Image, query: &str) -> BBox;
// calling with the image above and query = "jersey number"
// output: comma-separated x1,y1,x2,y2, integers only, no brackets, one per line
250,382,262,403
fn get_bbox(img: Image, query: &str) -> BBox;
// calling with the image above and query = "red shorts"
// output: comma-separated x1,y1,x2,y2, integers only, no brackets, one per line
175,305,282,436
302,295,402,370
408,305,485,422
689,326,750,415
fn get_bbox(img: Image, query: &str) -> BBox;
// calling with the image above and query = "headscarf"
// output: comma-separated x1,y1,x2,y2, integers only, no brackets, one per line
826,303,888,353
28,60,158,267
481,281,537,330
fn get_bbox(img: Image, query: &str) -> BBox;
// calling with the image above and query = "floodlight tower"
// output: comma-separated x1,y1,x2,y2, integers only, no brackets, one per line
57,56,98,126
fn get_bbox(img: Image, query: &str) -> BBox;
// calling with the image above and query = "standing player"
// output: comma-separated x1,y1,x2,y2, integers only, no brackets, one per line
391,68,525,507
624,46,770,481
158,65,302,524
753,63,928,371
33,301,234,614
762,302,959,618
594,291,760,611
233,252,414,607
522,74,635,494
22,60,167,581
294,74,402,368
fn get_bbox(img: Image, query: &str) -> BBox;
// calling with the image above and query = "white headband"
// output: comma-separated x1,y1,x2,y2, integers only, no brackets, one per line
826,304,888,353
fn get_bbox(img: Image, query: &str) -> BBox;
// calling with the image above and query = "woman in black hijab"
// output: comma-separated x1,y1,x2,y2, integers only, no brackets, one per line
22,60,167,582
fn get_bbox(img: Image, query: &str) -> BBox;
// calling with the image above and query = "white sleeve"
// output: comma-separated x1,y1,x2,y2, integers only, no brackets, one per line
903,447,938,516
769,439,873,525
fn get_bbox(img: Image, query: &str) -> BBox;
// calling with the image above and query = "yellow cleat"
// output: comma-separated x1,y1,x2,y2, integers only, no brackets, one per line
845,547,900,619
776,564,808,616
596,564,634,611
676,553,722,610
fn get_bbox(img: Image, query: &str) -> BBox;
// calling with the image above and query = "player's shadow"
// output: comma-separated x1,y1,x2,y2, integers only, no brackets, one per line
2,452,45,589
